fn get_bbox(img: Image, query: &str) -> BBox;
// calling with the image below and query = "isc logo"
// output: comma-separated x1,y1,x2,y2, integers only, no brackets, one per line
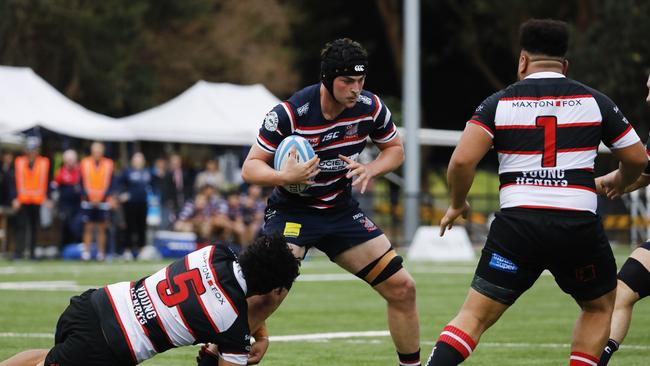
322,131,340,142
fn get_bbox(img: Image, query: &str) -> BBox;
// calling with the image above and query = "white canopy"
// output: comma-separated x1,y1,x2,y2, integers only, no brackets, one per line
0,66,133,141
121,80,279,145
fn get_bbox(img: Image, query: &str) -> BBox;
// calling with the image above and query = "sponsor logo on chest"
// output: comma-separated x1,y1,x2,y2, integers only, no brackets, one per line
511,100,583,108
319,153,359,172
201,250,225,305
322,131,340,143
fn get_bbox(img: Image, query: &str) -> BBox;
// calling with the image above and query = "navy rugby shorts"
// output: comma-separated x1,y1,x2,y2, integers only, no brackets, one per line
472,208,617,305
262,203,384,260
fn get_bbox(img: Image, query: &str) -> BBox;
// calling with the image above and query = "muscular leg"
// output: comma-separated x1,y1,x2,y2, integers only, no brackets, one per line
572,289,616,357
334,235,420,355
0,349,48,366
610,247,650,343
425,288,509,366
609,280,640,344
447,288,509,342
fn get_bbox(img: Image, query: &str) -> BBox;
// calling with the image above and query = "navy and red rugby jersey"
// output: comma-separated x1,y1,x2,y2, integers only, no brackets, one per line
468,71,640,213
256,83,397,210
91,245,250,365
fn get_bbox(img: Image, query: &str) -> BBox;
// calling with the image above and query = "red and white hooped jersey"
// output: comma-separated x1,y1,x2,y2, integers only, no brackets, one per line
468,71,640,213
91,245,250,365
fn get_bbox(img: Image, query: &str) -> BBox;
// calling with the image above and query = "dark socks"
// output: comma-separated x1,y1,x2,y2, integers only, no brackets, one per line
597,339,620,366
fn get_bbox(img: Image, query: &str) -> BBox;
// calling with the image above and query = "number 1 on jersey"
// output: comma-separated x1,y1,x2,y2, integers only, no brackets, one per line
536,116,557,167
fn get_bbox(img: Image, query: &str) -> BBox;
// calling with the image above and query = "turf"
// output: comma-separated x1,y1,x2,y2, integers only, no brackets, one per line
0,247,648,365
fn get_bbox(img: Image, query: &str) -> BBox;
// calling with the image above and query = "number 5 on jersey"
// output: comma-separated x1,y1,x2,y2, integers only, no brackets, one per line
156,268,206,307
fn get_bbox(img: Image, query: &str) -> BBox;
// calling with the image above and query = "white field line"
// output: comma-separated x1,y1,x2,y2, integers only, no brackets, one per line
0,281,98,291
1,330,648,351
0,262,478,276
0,264,163,275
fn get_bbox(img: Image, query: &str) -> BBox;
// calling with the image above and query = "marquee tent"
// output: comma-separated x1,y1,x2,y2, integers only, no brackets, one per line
0,66,133,141
120,80,280,145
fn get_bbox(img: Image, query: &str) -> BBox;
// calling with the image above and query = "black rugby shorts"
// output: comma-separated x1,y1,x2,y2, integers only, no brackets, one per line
472,208,617,305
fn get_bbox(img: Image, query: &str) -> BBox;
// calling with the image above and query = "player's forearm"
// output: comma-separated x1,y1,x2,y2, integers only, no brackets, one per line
366,145,404,178
252,322,269,340
618,160,647,189
447,159,476,209
241,159,285,186
624,173,650,193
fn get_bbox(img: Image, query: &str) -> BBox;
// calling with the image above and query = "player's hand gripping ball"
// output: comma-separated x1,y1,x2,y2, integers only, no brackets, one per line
274,135,317,193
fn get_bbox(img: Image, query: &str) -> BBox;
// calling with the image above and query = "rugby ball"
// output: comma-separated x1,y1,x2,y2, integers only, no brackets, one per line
274,135,316,193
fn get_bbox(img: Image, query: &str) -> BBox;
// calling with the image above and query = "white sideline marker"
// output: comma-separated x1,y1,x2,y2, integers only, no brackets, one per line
407,226,475,262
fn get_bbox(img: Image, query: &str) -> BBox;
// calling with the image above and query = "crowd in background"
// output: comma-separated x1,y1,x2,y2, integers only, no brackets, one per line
0,138,267,261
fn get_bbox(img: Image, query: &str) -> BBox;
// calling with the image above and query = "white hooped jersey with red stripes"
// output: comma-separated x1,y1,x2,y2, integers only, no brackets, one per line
468,71,640,213
257,84,397,210
91,245,250,365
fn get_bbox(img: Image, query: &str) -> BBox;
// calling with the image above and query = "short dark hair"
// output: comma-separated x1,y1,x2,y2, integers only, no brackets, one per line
519,19,569,58
238,234,299,295
320,38,368,66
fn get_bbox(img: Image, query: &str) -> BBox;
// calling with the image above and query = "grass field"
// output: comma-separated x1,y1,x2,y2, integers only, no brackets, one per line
1,247,649,365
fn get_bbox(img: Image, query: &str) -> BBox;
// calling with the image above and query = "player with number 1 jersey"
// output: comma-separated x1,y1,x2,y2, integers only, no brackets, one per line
426,19,647,366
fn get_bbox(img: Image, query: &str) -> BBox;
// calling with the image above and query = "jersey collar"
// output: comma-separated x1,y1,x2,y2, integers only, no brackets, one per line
525,71,566,79
232,262,248,295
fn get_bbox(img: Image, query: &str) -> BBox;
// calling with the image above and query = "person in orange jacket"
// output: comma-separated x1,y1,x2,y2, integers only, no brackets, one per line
79,142,114,261
10,137,52,260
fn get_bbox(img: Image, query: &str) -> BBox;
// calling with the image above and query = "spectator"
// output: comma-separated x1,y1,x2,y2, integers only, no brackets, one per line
163,153,193,223
80,142,114,261
118,152,151,259
0,150,14,207
0,150,14,254
225,189,246,244
150,157,168,228
194,159,226,191
10,137,52,260
51,149,82,251
174,184,229,243
240,185,266,245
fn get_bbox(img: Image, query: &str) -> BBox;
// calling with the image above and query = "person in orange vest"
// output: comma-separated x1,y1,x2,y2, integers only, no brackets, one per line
80,142,114,261
10,137,52,260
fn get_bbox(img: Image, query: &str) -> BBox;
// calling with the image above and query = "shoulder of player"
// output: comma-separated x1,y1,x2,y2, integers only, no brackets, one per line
477,89,508,109
568,79,612,105
356,90,384,116
286,84,320,111
270,84,319,123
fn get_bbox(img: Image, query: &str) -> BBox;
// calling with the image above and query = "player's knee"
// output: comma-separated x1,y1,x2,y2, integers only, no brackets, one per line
382,274,416,304
578,292,615,314
355,248,404,287
618,256,650,300
615,280,640,308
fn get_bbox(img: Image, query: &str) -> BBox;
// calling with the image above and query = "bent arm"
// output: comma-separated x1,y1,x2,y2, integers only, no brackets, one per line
367,135,405,178
241,145,286,187
611,142,648,189
447,124,493,208
623,174,650,193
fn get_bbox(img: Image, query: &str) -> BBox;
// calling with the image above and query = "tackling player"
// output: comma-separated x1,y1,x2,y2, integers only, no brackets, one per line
0,234,299,366
595,74,650,366
426,19,647,366
239,38,421,366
